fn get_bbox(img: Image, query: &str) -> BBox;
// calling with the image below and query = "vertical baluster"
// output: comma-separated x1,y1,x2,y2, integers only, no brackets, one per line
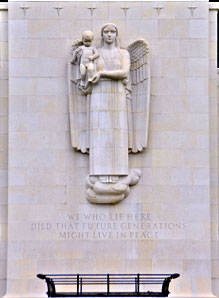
77,274,79,295
80,277,83,294
137,274,140,294
107,274,110,294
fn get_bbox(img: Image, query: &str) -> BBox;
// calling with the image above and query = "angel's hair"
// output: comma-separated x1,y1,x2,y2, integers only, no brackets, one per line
101,23,118,36
101,23,119,48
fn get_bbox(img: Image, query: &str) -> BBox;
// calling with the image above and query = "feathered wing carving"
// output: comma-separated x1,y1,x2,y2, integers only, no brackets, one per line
67,51,89,153
127,39,150,153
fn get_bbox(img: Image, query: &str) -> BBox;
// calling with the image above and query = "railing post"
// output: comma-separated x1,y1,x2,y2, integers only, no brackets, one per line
107,274,110,294
45,278,56,297
137,274,140,294
77,274,79,295
80,277,83,294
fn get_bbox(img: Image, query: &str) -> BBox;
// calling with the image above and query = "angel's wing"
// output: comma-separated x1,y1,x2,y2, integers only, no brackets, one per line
127,39,150,153
67,56,89,153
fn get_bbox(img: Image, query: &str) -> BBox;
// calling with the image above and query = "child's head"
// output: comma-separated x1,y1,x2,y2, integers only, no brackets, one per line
82,31,94,47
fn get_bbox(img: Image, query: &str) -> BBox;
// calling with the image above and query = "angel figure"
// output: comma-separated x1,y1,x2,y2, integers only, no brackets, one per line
68,23,150,204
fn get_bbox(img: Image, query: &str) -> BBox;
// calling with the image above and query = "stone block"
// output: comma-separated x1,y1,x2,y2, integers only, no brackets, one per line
0,152,7,168
8,168,25,186
0,61,9,80
0,223,7,241
0,117,7,134
150,58,162,77
209,60,217,79
147,131,162,149
189,20,208,38
158,19,189,38
209,21,217,42
9,113,39,133
152,149,182,167
7,258,37,279
9,78,37,96
152,168,172,185
181,39,208,57
209,79,217,98
188,58,208,77
186,77,208,96
151,78,186,96
9,57,66,78
209,41,217,60
151,39,180,57
38,39,68,58
184,240,211,259
61,19,97,39
9,96,27,113
150,113,187,131
0,187,7,205
8,19,28,39
189,95,208,113
171,168,192,185
124,259,152,272
162,95,188,113
181,185,210,203
25,167,57,186
183,150,209,168
0,42,8,60
0,80,8,99
184,114,209,132
0,279,6,297
182,259,211,278
9,39,38,58
126,20,158,39
0,22,8,42
0,10,8,22
37,78,66,96
0,99,8,116
28,19,61,39
152,259,181,275
162,57,189,77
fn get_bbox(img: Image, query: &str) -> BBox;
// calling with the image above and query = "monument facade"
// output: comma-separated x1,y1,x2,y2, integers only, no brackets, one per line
0,1,219,298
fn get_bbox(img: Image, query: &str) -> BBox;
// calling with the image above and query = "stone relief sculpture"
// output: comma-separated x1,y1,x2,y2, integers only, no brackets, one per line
68,23,150,204
71,31,99,88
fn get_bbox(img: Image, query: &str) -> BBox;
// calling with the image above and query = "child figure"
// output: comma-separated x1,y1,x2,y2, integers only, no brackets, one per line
72,31,99,87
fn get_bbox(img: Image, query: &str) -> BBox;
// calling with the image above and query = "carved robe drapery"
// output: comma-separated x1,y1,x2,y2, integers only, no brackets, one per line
89,47,130,176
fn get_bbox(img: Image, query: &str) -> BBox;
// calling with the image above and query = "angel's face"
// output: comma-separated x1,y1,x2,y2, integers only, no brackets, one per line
102,26,117,44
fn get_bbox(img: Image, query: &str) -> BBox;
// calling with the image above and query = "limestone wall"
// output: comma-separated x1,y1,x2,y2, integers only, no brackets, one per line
0,4,8,297
0,1,218,298
209,7,219,297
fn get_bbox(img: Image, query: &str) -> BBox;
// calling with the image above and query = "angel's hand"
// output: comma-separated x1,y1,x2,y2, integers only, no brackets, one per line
92,72,101,84
88,56,94,61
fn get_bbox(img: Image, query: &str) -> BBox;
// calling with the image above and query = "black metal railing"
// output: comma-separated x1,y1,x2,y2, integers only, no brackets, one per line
37,273,180,298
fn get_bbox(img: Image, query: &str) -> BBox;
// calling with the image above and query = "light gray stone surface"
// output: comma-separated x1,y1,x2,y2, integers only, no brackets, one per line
0,1,218,298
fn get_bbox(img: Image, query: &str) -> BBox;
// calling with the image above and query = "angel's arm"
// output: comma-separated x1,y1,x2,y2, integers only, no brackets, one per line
92,50,130,83
102,50,130,79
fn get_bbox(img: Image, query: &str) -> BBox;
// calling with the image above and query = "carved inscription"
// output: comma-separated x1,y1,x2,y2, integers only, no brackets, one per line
31,212,186,240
